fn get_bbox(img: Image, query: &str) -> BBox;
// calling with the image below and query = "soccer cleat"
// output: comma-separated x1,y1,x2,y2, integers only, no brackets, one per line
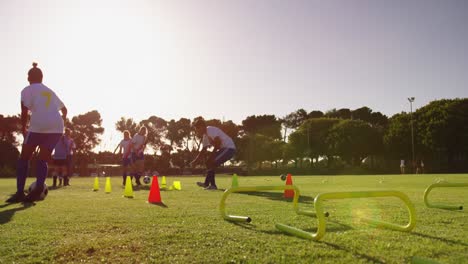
23,184,45,203
6,192,26,203
204,185,218,190
196,182,207,187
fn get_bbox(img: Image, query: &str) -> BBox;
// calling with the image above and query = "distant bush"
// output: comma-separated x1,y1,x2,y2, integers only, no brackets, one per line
0,166,16,178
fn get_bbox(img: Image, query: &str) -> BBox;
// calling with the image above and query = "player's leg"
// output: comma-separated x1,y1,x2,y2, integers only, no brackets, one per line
58,165,64,186
51,161,58,187
205,148,236,190
6,138,36,202
136,157,144,185
122,158,129,186
24,133,62,202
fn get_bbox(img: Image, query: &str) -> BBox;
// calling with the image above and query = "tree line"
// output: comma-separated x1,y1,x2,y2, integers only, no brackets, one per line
1,98,467,177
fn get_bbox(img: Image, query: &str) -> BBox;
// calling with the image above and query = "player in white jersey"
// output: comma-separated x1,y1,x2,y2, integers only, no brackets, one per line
131,126,147,185
190,119,236,190
114,130,133,186
7,62,67,203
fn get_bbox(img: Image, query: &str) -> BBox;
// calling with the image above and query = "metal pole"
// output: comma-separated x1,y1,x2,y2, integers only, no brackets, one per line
408,97,415,173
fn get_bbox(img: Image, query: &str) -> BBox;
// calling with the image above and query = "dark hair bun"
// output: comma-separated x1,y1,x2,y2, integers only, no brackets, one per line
32,62,38,68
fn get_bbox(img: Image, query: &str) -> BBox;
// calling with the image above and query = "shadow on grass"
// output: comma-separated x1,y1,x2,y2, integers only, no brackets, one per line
0,202,35,225
228,219,382,263
235,191,314,204
320,241,385,264
226,218,353,235
412,231,468,247
146,202,168,208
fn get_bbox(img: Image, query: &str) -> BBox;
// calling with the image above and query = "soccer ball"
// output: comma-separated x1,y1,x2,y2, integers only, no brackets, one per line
28,181,49,200
280,174,287,181
143,176,151,184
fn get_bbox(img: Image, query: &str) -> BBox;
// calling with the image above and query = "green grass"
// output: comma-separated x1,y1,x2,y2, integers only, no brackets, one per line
1,174,467,263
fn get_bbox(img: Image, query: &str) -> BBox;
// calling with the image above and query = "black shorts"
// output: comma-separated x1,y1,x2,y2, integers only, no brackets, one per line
53,159,67,166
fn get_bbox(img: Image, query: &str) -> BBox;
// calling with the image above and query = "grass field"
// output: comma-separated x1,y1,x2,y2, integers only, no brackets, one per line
1,174,467,264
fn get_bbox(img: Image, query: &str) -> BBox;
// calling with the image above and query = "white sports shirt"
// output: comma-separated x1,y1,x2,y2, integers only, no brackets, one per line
202,126,236,150
21,83,65,133
120,139,132,158
132,134,146,154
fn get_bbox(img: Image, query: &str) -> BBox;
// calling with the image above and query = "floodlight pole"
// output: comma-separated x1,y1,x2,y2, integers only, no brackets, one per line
408,97,415,173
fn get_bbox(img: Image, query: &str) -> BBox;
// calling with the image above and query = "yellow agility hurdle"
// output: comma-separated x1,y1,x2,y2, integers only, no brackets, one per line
219,185,328,223
276,190,416,241
424,182,468,210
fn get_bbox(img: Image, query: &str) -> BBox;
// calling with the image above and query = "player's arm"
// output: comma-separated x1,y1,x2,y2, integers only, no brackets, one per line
191,146,208,166
213,136,221,150
113,144,121,154
20,102,29,136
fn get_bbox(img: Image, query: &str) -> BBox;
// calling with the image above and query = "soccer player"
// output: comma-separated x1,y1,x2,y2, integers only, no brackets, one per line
190,119,236,190
131,126,147,185
114,130,132,186
6,62,67,203
51,135,70,187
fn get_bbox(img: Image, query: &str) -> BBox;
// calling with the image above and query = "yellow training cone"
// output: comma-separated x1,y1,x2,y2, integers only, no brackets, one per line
231,173,239,188
105,177,112,193
123,176,134,198
173,181,182,190
93,176,99,191
161,176,167,189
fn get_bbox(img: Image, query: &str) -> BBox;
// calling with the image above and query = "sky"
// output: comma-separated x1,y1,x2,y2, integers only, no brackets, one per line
1,0,467,150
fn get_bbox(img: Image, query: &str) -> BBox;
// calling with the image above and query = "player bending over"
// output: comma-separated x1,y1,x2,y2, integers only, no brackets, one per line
190,119,236,190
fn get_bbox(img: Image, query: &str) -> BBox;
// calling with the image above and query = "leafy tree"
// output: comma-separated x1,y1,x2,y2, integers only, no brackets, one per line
141,116,168,151
115,117,138,136
0,140,20,171
325,108,351,119
281,109,308,141
351,107,372,122
242,115,282,140
0,115,20,145
352,107,388,127
308,110,324,119
326,119,382,165
384,112,412,160
236,133,272,169
288,118,341,167
414,98,468,170
71,110,105,154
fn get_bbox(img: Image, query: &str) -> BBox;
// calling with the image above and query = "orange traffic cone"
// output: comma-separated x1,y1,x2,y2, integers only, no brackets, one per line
284,173,294,198
148,175,162,204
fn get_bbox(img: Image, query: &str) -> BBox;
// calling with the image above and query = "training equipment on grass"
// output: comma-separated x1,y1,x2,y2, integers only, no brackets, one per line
93,176,99,191
172,181,182,190
231,173,239,188
143,175,151,184
123,176,134,198
424,182,468,210
105,177,112,194
284,174,294,198
220,185,327,223
280,174,287,181
276,190,416,241
161,176,167,189
148,175,162,204
28,182,48,200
